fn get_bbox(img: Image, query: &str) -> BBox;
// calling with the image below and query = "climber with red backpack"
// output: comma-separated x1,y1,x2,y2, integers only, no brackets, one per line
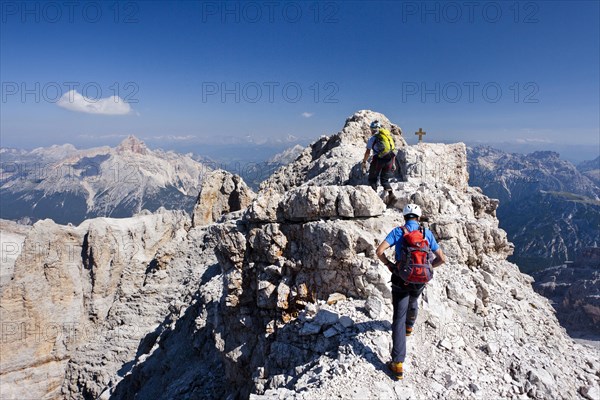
375,203,446,380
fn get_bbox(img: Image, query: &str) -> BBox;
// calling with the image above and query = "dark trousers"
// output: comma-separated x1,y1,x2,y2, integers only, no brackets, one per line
368,155,394,191
391,281,425,363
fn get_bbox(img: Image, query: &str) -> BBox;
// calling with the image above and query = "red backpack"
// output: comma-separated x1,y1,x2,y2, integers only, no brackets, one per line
393,225,434,284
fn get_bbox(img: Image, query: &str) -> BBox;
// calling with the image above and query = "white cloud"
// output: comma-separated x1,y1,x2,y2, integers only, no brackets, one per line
57,90,133,115
301,112,314,118
515,138,554,144
145,135,196,141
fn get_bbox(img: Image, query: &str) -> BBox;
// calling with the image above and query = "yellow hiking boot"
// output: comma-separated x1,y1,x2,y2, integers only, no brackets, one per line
387,361,403,380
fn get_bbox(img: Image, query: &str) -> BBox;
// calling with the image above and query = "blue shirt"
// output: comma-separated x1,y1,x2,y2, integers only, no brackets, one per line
385,220,440,262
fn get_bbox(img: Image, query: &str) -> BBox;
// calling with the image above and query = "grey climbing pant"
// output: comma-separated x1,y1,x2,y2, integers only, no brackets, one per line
391,281,425,363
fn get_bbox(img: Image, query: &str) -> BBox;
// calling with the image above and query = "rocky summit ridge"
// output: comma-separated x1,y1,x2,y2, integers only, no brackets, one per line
0,110,598,400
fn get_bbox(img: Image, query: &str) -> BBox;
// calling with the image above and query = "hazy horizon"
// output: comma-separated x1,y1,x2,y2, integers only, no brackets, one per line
1,130,598,165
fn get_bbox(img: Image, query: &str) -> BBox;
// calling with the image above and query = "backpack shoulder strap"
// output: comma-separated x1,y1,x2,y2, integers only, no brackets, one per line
400,225,409,235
419,224,425,239
420,226,433,253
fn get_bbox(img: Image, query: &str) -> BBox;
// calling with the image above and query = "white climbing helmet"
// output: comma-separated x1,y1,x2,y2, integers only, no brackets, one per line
402,203,422,218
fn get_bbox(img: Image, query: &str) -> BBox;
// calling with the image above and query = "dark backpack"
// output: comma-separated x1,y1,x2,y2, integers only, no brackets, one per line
373,128,395,158
392,225,434,284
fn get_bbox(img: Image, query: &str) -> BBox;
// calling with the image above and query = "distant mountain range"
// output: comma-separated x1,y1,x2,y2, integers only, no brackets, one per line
3,138,598,269
577,156,600,187
235,144,306,190
157,134,309,165
0,136,208,225
467,146,600,272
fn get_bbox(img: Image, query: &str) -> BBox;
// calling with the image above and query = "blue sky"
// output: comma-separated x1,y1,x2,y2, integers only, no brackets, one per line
1,1,599,161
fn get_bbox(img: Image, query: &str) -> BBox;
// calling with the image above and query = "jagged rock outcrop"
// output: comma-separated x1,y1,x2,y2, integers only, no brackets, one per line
0,210,190,400
245,185,385,223
1,111,598,400
468,146,600,271
192,169,256,227
63,222,227,400
263,110,406,192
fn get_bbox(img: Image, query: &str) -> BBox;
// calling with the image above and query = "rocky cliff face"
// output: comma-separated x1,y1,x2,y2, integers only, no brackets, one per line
0,219,30,285
0,210,191,399
467,146,600,272
1,111,599,400
0,136,208,225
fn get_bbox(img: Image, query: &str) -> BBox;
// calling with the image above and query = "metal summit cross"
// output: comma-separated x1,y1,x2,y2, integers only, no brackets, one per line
415,128,426,142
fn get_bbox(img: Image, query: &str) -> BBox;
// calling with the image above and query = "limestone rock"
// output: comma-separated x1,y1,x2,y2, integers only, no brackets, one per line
245,187,283,222
365,295,384,319
0,210,190,400
282,185,386,222
581,385,600,400
259,110,407,193
327,292,347,305
313,309,339,327
527,368,556,394
399,143,469,190
0,219,30,285
446,281,477,309
192,169,255,227
300,322,321,336
116,135,149,155
439,338,453,351
484,342,500,356
203,111,597,400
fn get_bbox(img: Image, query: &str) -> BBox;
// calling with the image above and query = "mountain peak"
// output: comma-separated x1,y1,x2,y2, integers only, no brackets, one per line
116,135,148,155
